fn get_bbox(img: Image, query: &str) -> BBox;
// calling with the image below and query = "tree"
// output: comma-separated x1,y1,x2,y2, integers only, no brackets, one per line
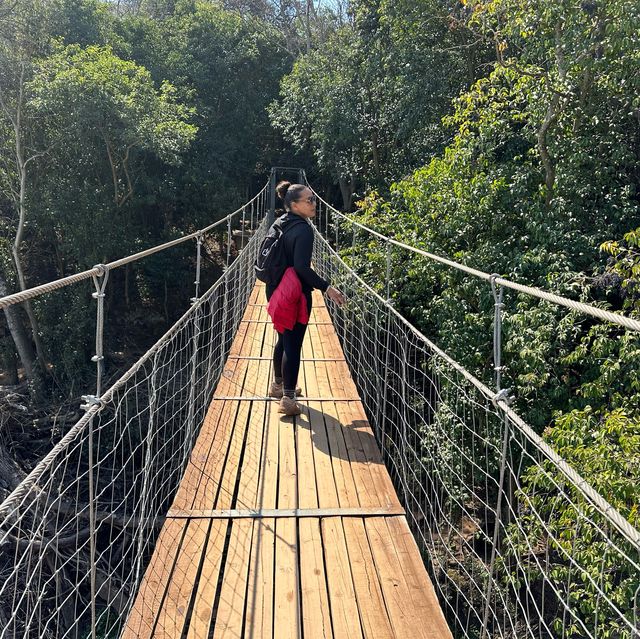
270,0,484,204
0,0,57,394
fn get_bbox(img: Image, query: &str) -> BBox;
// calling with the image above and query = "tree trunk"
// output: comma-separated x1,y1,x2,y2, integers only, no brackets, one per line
338,176,355,211
11,64,48,376
0,270,37,382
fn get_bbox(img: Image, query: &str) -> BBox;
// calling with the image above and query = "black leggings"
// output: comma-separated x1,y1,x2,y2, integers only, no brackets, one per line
271,292,312,391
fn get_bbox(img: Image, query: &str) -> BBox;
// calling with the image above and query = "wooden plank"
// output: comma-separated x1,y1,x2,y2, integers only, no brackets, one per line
342,518,395,639
121,518,186,638
166,507,405,519
274,518,301,638
240,354,271,398
321,517,364,639
274,396,301,637
154,519,209,638
256,401,280,511
171,298,262,508
321,403,360,508
315,322,399,509
385,517,452,639
186,520,229,639
215,397,253,510
299,358,339,509
173,389,244,510
333,401,400,510
189,398,242,510
235,387,269,510
299,519,333,639
244,518,276,639
220,359,270,517
243,398,279,638
296,375,333,639
191,328,268,511
212,519,255,638
296,378,318,511
365,517,438,639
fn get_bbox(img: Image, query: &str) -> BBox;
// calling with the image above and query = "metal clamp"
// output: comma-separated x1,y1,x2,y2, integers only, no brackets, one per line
80,395,106,412
492,388,513,407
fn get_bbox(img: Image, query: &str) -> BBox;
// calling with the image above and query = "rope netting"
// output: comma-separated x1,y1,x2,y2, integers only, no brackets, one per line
311,195,640,639
0,187,270,638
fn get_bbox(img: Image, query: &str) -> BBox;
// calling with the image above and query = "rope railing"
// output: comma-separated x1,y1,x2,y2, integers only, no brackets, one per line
305,176,640,334
311,209,640,638
0,192,270,639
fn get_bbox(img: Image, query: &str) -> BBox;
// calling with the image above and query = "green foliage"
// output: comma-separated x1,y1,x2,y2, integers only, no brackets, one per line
342,0,640,632
1,0,288,395
270,0,486,198
29,42,196,168
501,407,640,638
140,0,290,221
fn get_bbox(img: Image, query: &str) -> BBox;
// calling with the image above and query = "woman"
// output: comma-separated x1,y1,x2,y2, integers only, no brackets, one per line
267,181,346,416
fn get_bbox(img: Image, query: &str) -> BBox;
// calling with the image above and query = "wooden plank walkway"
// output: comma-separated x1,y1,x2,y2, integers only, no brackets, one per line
122,283,452,639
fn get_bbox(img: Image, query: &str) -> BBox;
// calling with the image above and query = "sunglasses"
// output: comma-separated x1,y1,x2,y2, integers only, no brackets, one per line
302,195,317,204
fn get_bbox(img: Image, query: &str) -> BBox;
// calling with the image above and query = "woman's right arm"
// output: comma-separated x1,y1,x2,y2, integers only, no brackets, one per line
292,227,330,292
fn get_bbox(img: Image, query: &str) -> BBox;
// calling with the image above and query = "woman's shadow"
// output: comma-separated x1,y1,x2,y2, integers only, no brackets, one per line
288,401,384,468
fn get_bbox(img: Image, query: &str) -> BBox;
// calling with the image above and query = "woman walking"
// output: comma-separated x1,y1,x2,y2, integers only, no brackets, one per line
266,181,346,416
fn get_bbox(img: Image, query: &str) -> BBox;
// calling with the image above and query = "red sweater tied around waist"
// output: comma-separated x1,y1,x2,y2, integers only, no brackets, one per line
267,267,309,333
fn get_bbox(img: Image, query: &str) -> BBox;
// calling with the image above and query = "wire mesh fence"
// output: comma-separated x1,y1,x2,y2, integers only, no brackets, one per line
312,214,640,639
0,192,269,639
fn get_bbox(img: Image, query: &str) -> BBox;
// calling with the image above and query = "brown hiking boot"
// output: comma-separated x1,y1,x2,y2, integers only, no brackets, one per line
278,395,302,416
269,381,302,399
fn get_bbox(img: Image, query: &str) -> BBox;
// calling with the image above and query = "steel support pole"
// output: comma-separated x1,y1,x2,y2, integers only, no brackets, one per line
481,274,511,639
268,168,276,225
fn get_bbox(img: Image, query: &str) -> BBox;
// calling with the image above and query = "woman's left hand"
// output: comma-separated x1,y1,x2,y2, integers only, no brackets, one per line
326,286,347,307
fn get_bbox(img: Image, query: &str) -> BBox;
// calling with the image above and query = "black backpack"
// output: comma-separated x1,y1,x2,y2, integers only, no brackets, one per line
254,215,306,286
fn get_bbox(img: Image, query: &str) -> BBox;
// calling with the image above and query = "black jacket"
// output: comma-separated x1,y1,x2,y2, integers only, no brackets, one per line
266,212,330,298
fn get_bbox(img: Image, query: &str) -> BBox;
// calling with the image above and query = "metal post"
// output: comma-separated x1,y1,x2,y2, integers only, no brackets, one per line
481,274,511,639
491,274,505,392
192,233,203,304
225,216,231,270
298,168,304,185
268,168,276,225
90,265,109,397
380,242,393,460
241,206,246,250
186,301,202,456
84,264,109,639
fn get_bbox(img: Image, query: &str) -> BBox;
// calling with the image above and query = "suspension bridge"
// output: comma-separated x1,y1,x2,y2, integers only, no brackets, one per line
0,168,639,639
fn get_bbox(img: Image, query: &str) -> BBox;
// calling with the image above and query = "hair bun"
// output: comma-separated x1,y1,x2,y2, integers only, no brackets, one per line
276,180,292,200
